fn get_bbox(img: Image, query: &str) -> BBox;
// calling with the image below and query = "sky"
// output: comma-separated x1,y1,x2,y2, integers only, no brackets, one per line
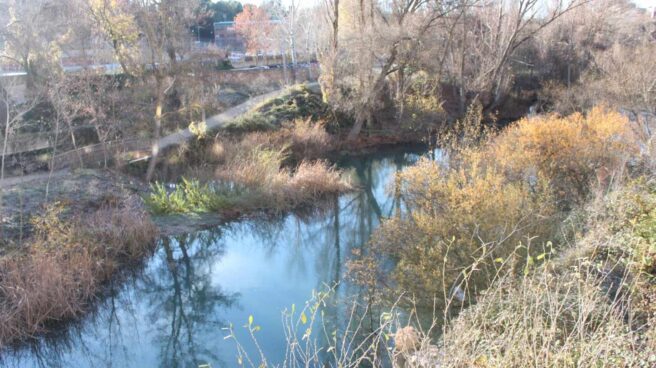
634,0,656,7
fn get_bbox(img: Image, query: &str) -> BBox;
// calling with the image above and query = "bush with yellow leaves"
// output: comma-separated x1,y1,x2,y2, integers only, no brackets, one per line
491,106,636,206
370,106,638,306
373,151,557,305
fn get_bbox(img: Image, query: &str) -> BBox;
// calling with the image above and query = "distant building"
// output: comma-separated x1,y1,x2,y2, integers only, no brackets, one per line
214,21,245,52
213,19,282,54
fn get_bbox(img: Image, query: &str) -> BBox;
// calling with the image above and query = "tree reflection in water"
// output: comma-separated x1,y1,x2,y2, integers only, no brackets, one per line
140,228,239,368
0,147,427,368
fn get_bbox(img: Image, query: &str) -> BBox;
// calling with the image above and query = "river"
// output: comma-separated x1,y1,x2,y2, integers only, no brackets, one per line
1,146,427,368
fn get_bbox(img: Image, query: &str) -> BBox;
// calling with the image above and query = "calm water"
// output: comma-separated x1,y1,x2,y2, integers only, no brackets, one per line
2,147,426,368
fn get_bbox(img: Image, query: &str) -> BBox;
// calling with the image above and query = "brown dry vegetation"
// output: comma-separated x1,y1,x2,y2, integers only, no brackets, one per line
428,178,656,367
149,120,349,215
368,107,638,303
344,106,656,366
214,142,350,210
0,199,157,346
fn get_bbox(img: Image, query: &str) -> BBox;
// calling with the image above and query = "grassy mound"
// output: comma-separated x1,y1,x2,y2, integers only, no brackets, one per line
223,85,335,135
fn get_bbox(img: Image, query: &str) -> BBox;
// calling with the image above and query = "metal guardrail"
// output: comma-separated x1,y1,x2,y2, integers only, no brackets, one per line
3,132,52,155
49,138,150,170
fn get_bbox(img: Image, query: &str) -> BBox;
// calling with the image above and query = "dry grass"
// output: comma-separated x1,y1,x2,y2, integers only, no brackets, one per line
284,118,333,158
338,106,656,366
435,267,647,367
428,180,656,367
196,118,333,164
152,120,347,214
219,107,655,367
0,199,158,346
215,143,351,210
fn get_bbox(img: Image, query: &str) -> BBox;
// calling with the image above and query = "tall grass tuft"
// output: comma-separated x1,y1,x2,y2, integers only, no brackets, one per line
214,143,351,211
0,200,158,346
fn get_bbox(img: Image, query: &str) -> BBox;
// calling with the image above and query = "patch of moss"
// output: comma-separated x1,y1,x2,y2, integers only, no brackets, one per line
222,85,342,135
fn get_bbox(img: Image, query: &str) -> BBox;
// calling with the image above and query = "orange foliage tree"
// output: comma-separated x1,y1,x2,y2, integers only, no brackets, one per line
234,5,275,63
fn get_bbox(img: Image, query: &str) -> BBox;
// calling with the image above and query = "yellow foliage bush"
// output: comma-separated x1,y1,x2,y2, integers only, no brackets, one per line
371,106,639,305
491,106,636,205
374,154,556,303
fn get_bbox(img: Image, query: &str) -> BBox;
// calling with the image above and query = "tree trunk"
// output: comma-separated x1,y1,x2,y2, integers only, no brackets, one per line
346,46,398,141
282,50,289,85
146,79,164,182
319,0,339,103
1,99,9,184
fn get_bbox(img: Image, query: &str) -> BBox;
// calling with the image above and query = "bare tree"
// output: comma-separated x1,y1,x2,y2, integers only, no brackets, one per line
450,0,589,113
86,0,200,181
0,0,72,91
339,0,467,140
318,0,339,105
0,77,39,237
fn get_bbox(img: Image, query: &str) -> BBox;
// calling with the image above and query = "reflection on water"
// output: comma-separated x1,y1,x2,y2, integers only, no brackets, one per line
1,147,425,368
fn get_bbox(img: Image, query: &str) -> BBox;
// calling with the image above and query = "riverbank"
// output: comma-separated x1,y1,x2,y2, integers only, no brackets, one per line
208,106,656,367
0,146,422,367
0,81,455,350
358,107,656,367
0,133,406,348
0,194,158,347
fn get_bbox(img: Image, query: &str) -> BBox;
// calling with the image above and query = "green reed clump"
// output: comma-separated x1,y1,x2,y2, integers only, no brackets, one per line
145,178,235,214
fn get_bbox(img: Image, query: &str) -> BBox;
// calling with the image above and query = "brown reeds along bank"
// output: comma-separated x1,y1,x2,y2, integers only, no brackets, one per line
182,106,655,367
0,198,158,347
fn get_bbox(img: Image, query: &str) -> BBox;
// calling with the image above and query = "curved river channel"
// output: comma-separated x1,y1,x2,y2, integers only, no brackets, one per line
2,146,429,368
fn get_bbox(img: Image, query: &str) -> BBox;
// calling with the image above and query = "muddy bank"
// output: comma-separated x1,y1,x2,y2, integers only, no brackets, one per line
0,170,148,243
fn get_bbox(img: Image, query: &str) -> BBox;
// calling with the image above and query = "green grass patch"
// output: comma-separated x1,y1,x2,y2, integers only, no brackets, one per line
145,178,237,214
223,113,277,134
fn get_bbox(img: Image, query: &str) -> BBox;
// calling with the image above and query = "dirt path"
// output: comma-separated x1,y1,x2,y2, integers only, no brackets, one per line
0,170,71,188
1,83,318,189
158,82,318,152
157,87,284,152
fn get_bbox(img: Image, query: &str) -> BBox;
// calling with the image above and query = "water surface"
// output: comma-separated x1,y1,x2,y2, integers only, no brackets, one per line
2,147,425,368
